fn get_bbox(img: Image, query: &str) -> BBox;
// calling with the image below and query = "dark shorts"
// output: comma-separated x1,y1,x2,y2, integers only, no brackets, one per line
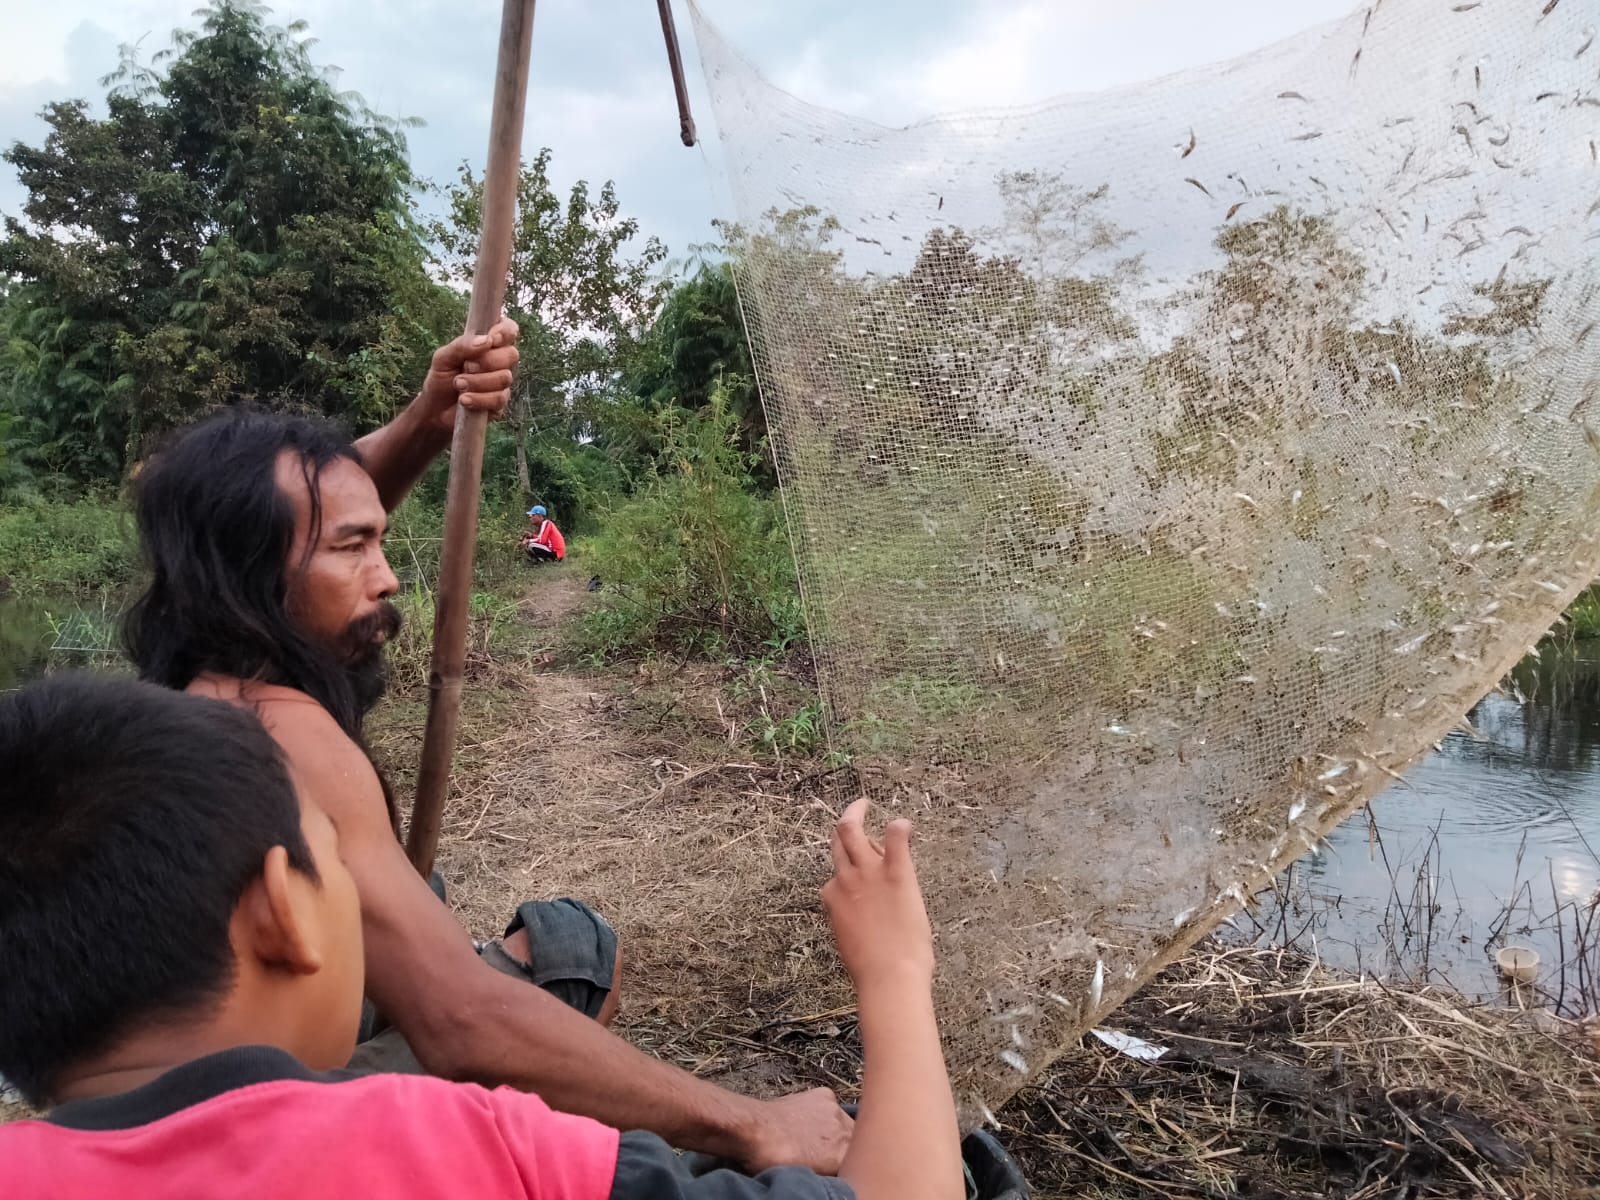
524,544,558,563
347,888,617,1075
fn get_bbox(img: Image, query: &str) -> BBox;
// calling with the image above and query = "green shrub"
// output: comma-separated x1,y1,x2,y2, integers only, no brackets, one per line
0,496,137,597
729,658,826,759
577,392,804,659
1565,583,1600,640
387,578,527,684
385,492,527,597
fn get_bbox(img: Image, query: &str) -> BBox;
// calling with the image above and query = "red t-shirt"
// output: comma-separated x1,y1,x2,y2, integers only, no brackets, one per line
531,519,566,560
1,1047,851,1200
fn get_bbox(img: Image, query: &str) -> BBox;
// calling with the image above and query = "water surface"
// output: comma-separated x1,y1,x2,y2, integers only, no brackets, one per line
1261,645,1600,1014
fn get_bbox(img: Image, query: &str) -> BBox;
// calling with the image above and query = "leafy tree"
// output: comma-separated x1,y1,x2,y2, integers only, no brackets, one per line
432,148,669,498
624,260,766,479
0,0,448,481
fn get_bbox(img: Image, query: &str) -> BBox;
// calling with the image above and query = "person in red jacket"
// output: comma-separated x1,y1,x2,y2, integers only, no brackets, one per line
521,505,566,564
0,673,968,1200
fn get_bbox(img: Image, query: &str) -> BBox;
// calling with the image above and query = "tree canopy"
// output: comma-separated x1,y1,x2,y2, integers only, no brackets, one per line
0,0,451,482
0,0,775,519
431,148,669,499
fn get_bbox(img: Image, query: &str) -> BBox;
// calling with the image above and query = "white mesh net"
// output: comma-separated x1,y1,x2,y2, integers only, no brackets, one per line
689,0,1600,1121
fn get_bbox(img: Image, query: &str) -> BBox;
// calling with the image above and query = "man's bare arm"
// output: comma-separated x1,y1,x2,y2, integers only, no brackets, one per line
355,319,520,511
260,699,852,1174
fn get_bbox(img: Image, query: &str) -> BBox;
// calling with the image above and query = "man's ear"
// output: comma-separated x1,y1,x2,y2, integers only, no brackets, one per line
238,846,325,977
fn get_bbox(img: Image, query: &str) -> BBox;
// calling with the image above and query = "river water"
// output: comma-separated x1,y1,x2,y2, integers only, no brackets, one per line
3,594,1598,1013
0,595,122,690
1255,648,1600,1015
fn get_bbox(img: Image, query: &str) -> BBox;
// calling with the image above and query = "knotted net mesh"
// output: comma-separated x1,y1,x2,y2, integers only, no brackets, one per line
688,0,1600,1121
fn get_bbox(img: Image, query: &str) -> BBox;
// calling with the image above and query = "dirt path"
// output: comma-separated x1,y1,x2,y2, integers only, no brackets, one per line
373,566,859,1096
371,570,1600,1198
510,561,594,631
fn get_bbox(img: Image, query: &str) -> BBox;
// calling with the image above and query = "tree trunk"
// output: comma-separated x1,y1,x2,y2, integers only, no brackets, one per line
515,387,531,495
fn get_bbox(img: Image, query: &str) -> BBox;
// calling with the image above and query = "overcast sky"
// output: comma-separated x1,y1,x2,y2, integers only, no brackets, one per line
0,0,1359,260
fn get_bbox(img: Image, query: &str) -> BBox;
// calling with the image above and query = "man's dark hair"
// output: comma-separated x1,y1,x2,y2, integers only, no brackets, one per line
122,411,399,825
0,673,317,1107
123,409,370,736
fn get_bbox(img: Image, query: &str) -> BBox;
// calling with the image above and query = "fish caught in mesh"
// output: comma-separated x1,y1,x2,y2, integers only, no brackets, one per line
688,0,1600,1122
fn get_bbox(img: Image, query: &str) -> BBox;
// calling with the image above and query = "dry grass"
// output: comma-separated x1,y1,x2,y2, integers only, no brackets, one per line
7,563,1598,1200
363,566,1600,1198
371,571,860,1085
1004,945,1600,1199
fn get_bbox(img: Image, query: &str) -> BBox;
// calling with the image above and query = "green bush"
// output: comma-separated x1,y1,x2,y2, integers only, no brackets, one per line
577,392,804,659
1565,583,1600,640
0,495,137,597
726,656,826,760
385,492,528,597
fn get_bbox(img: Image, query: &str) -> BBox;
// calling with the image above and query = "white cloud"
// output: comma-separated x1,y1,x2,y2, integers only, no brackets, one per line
759,0,1359,126
0,0,1365,255
0,4,186,93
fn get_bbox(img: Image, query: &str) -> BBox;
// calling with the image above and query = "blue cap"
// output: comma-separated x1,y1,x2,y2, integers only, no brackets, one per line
527,506,546,517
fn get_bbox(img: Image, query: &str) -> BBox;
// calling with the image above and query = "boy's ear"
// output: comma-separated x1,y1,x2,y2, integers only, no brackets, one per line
238,846,324,976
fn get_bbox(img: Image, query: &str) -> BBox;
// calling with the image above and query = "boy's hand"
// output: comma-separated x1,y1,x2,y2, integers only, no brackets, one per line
821,798,934,993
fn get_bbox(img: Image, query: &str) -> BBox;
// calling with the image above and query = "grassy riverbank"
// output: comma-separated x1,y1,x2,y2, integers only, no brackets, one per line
0,495,134,599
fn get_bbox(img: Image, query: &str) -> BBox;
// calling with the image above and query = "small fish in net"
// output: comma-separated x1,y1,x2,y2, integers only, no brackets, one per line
688,0,1600,1122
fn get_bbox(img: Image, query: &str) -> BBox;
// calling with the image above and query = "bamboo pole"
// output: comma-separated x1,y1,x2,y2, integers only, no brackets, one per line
407,0,537,879
656,0,697,147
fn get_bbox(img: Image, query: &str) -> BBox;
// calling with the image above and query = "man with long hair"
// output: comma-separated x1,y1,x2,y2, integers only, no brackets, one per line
121,327,852,1174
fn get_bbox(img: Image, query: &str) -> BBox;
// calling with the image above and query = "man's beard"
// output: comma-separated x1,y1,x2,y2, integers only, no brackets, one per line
339,601,402,720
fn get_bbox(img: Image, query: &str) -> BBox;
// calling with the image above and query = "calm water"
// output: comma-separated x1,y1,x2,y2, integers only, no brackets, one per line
1259,647,1600,1013
0,594,122,690
3,594,1598,1011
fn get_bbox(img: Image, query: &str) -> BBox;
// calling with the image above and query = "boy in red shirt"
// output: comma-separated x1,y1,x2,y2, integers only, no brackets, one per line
521,504,566,563
0,674,964,1200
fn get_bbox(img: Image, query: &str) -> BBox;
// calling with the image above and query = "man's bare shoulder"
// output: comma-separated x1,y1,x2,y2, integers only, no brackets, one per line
187,672,323,712
186,674,378,794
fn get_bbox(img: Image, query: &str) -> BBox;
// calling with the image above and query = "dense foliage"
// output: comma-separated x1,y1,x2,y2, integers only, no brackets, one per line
0,0,791,668
0,1,455,484
577,391,802,659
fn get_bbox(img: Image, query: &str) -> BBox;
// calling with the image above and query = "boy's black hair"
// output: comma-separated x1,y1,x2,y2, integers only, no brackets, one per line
0,673,318,1107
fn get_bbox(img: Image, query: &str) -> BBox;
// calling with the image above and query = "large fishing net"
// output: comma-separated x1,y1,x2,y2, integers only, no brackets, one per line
688,0,1600,1122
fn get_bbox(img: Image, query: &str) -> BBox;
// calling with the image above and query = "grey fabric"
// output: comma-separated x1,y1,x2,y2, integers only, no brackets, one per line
611,1132,855,1200
502,898,617,1017
346,896,618,1074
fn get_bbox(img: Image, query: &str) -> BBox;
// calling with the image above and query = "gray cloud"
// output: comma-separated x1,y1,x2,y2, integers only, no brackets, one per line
0,1,1358,259
0,21,122,224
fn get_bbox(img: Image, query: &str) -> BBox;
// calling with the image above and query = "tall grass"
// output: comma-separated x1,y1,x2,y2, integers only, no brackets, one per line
0,495,137,597
380,496,537,690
